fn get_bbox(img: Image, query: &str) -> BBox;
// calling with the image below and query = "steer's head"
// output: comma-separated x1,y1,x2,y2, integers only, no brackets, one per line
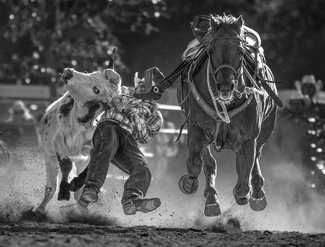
61,68,121,106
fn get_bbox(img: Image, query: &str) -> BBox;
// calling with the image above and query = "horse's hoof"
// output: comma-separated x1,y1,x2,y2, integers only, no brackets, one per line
235,196,250,206
233,187,251,205
249,197,267,211
204,203,221,217
21,208,47,222
178,175,199,195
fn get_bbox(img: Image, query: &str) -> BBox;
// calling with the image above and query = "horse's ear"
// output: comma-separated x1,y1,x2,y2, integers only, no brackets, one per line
237,15,244,26
210,17,218,34
294,80,302,92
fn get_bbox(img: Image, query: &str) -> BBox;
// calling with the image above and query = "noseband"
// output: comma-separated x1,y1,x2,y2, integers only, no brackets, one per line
208,35,244,82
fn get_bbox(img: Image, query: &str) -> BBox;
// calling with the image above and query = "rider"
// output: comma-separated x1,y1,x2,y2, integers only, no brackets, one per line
71,68,165,215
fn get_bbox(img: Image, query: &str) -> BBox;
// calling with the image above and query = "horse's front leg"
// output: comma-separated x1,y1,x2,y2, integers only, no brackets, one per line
178,126,205,195
249,149,267,211
249,115,276,211
202,146,221,216
234,139,256,205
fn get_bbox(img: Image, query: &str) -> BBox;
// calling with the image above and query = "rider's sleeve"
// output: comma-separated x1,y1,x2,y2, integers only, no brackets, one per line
131,110,163,144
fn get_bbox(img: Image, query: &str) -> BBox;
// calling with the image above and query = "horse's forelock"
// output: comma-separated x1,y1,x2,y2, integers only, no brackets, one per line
211,14,244,36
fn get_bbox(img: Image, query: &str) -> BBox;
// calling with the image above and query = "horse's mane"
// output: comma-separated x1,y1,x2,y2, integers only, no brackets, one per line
210,14,244,36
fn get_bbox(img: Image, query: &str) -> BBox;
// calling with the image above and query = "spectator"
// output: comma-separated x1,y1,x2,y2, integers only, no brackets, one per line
269,91,325,222
150,110,179,184
0,100,40,151
295,75,325,119
272,91,312,164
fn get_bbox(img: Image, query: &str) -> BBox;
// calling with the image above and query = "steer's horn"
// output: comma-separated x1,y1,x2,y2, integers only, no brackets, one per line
108,48,116,70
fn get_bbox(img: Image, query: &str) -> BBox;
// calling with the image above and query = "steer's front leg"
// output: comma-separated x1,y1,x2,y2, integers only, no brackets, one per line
58,157,72,201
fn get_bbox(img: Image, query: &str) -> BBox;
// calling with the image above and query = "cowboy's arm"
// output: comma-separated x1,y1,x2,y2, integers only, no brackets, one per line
131,110,163,144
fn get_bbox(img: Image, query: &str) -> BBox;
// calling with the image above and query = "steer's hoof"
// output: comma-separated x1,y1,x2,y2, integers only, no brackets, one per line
70,177,85,192
21,208,47,222
58,181,71,201
178,175,199,195
204,203,221,217
250,196,267,211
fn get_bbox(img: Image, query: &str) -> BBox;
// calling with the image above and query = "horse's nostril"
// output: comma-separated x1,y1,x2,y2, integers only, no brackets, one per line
62,69,74,83
231,83,234,91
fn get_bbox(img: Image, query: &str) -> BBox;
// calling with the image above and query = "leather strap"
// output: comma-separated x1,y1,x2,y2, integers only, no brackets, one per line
133,58,192,100
188,76,254,120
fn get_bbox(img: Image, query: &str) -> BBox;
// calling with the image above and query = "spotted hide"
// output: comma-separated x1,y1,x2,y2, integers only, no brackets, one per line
30,67,121,220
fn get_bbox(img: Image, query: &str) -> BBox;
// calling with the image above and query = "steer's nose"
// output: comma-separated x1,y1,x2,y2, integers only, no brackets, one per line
61,68,74,84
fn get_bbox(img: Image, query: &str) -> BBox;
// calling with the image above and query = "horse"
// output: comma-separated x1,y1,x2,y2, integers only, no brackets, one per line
175,14,281,217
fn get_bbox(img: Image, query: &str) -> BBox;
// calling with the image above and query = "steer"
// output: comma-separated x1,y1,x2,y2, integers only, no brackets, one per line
27,66,121,221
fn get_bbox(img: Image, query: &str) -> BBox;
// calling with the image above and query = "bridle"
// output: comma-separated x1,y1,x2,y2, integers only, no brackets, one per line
207,35,244,86
205,34,245,123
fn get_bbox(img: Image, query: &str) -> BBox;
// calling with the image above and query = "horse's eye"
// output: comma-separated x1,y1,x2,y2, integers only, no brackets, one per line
93,86,100,94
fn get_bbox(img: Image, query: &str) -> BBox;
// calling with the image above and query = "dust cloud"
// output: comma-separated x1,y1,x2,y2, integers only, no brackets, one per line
0,142,325,233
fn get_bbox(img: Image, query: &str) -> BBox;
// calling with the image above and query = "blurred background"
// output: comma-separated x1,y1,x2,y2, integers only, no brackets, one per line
1,0,325,232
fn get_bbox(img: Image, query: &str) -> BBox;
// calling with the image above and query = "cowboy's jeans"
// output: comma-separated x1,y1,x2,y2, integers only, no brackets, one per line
84,121,152,205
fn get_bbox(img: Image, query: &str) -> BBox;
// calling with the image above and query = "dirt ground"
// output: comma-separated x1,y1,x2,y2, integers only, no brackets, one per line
1,221,325,247
1,148,325,246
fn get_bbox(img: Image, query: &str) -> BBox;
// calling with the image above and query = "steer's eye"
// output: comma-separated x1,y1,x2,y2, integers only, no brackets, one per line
93,86,100,94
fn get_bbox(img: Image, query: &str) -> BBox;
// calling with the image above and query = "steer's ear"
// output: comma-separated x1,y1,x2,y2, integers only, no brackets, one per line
104,69,121,86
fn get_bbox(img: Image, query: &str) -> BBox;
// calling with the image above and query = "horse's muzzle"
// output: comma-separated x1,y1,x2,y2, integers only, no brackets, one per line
217,81,235,100
62,68,74,84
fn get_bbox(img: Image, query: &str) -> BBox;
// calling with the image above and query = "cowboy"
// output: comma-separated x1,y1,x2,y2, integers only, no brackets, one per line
70,67,164,215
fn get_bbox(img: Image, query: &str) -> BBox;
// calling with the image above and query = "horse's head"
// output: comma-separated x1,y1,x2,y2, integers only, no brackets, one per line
207,14,245,103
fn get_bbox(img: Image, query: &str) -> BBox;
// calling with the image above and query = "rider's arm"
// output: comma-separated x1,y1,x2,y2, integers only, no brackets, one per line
130,109,163,144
